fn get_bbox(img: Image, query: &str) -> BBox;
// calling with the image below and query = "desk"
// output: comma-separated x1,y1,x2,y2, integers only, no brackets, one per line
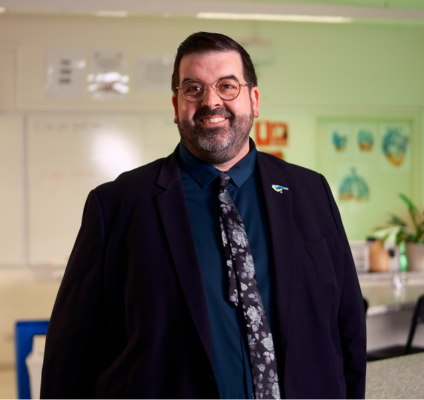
358,272,424,351
360,277,424,316
366,353,424,398
359,272,424,313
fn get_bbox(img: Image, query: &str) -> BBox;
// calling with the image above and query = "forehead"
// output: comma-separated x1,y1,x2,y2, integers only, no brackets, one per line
179,50,244,82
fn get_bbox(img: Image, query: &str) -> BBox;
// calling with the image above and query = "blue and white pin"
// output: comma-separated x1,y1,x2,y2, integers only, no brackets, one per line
272,184,289,193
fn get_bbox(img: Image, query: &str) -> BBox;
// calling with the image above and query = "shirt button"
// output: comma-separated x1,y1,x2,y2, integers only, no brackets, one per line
251,393,255,399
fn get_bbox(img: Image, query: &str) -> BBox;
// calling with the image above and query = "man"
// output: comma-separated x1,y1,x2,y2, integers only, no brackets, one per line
41,32,366,399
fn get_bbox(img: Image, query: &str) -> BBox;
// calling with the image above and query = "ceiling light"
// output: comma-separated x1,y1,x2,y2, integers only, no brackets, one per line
197,12,352,24
96,10,128,18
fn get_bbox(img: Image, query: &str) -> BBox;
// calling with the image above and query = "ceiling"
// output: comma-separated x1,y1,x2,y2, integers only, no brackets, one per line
2,0,424,23
191,0,424,7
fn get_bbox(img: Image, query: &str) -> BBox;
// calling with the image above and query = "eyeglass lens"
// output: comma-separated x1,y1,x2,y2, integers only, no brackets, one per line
181,79,241,102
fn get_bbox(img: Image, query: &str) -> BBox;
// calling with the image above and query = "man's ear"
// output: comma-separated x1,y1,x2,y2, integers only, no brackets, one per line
172,95,178,124
251,86,260,118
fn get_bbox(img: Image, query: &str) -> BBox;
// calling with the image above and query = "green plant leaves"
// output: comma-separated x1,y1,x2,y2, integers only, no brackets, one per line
373,193,424,244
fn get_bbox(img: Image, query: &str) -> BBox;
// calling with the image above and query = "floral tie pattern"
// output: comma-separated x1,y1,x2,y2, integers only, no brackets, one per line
218,172,280,400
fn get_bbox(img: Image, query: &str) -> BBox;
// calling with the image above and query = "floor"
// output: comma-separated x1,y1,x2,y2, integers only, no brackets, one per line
0,368,16,399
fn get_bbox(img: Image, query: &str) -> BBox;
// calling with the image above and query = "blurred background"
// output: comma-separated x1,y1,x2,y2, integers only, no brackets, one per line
1,0,424,398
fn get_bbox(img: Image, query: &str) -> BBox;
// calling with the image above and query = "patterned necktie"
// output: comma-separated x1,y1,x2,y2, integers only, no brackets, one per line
217,172,280,400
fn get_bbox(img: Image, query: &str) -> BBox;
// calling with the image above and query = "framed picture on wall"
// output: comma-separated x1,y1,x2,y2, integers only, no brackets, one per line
353,123,377,158
378,123,411,172
325,123,352,157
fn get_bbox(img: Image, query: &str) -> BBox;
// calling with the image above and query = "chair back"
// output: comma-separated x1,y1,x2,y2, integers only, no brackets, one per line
363,297,369,314
405,295,424,355
15,320,49,399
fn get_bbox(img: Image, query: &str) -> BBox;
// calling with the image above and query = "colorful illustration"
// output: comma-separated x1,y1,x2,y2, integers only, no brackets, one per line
382,127,409,166
332,131,348,152
339,168,369,202
254,120,288,146
268,122,288,145
357,129,374,151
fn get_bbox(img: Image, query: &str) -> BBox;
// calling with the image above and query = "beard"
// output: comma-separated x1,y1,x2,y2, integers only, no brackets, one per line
177,106,254,166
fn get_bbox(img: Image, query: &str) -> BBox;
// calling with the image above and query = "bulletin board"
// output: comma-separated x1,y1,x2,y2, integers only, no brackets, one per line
316,117,414,241
26,112,177,266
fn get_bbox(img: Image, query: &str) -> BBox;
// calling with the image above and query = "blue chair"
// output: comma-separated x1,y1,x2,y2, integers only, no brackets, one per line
15,320,49,399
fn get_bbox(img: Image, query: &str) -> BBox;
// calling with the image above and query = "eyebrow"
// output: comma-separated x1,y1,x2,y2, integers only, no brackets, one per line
181,74,239,85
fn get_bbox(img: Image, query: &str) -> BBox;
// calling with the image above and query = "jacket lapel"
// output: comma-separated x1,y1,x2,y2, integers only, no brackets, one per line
256,153,296,352
155,149,215,373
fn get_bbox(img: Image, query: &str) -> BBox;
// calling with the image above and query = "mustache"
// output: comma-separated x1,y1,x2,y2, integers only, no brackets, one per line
193,107,233,122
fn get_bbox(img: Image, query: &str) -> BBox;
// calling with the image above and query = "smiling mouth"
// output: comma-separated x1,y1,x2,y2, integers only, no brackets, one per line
200,117,227,124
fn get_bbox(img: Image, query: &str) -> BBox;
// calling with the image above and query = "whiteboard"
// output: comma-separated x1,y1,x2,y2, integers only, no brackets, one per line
27,113,178,265
0,114,23,265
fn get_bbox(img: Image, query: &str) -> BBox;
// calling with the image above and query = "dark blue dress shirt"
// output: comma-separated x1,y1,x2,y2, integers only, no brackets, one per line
178,140,275,399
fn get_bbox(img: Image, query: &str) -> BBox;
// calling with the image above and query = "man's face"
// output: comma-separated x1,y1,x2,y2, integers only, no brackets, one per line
172,50,260,166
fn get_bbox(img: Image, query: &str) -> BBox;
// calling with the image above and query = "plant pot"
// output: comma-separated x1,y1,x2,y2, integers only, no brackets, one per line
405,243,424,271
369,239,390,272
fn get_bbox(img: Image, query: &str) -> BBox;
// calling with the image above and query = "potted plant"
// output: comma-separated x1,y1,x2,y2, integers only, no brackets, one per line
376,194,424,271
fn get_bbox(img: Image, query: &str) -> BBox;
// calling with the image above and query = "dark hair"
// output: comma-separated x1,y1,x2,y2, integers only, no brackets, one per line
171,31,257,95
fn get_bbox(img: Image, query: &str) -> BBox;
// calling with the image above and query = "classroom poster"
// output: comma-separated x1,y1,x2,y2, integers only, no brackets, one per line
353,123,377,158
326,123,352,157
136,55,175,92
379,123,411,172
317,118,413,241
45,47,86,98
88,48,129,99
254,119,288,159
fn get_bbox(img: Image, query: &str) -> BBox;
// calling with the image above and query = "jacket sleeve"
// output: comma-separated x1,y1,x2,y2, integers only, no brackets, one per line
321,175,367,399
40,190,106,398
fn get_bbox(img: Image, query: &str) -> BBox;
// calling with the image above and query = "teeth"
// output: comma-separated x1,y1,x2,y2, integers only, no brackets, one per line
202,117,226,124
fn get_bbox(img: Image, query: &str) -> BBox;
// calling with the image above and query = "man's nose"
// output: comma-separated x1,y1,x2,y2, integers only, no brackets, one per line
200,84,223,108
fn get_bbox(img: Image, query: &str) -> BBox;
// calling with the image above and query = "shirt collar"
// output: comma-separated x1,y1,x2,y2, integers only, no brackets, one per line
178,138,257,188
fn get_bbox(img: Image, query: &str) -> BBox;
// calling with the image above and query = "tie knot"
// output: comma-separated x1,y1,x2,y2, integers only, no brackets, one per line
218,172,231,189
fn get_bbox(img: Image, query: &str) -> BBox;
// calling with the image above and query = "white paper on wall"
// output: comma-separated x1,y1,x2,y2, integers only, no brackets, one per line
88,48,129,99
45,47,86,98
136,55,174,92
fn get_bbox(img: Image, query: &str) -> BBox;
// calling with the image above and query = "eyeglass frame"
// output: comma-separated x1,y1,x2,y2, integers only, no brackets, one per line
175,78,253,103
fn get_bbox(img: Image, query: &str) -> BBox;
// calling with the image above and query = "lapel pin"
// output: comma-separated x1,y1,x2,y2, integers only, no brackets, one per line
272,185,289,193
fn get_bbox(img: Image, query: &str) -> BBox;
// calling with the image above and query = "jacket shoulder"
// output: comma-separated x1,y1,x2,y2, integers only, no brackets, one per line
94,157,166,199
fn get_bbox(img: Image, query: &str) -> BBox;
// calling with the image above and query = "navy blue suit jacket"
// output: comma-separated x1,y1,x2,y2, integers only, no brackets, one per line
40,148,366,399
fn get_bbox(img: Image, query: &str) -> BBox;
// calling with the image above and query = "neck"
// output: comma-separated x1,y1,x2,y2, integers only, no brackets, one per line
211,140,250,171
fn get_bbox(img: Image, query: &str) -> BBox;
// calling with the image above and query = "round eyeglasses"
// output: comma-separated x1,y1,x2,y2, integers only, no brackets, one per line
176,78,253,103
